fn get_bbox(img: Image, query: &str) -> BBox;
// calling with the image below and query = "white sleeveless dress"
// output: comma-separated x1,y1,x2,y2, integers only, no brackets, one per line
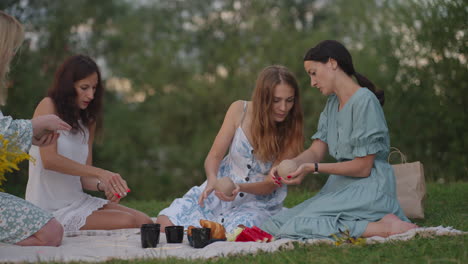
25,123,108,232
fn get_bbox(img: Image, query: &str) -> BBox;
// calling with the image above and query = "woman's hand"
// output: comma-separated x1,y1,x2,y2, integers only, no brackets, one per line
105,186,121,203
97,170,129,199
198,180,216,207
269,166,284,187
280,163,313,185
31,114,71,139
214,183,240,201
31,132,60,147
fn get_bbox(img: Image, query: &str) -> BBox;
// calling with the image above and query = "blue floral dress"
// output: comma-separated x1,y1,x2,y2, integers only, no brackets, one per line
261,88,410,240
0,111,53,244
159,102,287,233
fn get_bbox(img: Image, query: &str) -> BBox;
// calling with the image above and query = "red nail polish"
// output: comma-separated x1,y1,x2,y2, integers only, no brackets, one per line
287,176,292,179
278,177,282,180
126,189,131,193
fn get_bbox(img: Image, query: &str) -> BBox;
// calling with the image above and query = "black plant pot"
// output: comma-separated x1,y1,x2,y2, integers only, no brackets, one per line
141,223,160,248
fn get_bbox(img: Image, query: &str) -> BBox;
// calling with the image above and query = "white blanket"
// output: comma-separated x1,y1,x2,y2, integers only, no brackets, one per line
0,226,465,263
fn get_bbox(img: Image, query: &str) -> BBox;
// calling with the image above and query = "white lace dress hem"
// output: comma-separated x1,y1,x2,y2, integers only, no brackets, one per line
53,194,108,232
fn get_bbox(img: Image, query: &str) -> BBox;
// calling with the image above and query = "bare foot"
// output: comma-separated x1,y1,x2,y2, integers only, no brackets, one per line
380,214,419,236
363,214,418,238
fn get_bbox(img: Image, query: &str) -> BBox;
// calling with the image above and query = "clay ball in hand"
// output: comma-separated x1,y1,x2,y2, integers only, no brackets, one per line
277,159,298,178
214,177,236,197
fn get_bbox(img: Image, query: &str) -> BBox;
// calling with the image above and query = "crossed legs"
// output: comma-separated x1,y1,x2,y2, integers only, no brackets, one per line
80,203,153,230
15,203,153,246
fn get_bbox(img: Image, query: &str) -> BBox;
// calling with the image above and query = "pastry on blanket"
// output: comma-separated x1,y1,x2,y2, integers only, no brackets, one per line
199,219,226,240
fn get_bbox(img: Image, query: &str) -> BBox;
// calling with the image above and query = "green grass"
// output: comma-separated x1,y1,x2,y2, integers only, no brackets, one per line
69,183,468,263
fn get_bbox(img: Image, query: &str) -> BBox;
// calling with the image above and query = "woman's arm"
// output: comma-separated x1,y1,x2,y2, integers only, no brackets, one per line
198,100,244,205
293,139,328,165
305,155,375,178
80,122,99,191
270,139,328,186
218,138,309,198
281,154,375,185
237,177,277,195
204,100,244,181
34,98,128,196
36,99,100,177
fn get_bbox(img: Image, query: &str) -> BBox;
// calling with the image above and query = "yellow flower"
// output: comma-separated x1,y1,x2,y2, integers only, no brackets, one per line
0,134,34,192
331,228,367,246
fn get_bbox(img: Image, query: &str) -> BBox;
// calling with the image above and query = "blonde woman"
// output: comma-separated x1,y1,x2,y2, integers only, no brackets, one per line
156,65,304,232
0,11,71,246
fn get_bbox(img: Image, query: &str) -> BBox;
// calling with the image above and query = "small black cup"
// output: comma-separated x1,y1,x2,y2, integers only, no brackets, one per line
191,228,211,248
165,225,184,243
141,223,160,248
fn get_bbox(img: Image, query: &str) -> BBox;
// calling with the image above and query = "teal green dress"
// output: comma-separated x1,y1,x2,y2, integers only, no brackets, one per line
261,88,410,240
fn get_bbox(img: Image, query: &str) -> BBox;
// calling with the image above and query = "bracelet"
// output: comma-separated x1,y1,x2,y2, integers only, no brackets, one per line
313,163,319,174
96,180,104,192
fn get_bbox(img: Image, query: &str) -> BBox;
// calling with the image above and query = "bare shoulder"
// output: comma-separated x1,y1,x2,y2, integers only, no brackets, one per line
227,100,249,127
34,97,58,116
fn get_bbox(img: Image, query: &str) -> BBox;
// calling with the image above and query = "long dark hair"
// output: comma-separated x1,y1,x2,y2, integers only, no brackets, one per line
303,40,384,105
251,65,304,162
48,55,103,134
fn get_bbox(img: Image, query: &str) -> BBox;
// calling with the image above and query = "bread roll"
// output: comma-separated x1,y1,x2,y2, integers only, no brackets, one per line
200,219,226,240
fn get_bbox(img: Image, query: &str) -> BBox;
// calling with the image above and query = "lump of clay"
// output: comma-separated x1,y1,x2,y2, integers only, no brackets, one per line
214,177,236,197
277,159,298,178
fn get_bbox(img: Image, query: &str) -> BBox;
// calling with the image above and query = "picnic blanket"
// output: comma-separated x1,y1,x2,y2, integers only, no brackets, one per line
0,226,465,263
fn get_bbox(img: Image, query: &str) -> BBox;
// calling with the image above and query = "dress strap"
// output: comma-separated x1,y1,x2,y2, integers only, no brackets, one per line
240,101,248,126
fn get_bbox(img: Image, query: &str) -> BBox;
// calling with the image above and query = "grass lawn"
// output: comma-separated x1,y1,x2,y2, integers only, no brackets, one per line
65,182,467,264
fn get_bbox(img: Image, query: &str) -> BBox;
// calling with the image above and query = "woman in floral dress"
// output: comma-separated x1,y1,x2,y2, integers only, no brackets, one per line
0,11,71,246
156,65,304,232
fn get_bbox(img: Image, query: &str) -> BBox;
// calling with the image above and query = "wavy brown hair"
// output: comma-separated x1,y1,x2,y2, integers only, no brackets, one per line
47,55,103,134
250,65,304,162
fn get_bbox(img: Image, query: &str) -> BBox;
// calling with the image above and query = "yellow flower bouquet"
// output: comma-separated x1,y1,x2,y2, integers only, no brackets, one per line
0,134,33,192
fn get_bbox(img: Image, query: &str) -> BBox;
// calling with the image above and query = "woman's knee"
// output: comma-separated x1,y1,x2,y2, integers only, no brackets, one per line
37,218,64,246
155,215,174,231
134,211,153,226
111,212,141,228
103,203,152,226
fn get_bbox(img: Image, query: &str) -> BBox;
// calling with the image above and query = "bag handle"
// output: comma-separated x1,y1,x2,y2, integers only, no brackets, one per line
388,147,407,164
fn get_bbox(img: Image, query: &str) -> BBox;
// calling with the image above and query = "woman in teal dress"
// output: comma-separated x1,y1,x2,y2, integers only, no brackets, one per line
0,10,71,246
261,40,418,240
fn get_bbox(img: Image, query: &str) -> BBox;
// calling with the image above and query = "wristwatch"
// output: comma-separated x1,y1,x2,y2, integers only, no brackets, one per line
313,163,319,174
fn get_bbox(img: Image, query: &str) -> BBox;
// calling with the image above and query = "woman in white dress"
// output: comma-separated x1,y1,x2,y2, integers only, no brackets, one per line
26,55,153,231
156,65,304,232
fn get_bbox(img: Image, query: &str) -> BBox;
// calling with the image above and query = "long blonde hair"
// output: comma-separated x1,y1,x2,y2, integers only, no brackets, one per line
251,65,304,162
0,11,24,105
